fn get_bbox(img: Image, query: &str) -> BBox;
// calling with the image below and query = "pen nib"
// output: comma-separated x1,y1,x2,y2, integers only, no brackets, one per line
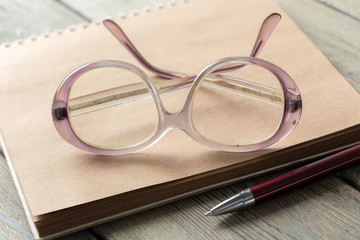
205,211,212,216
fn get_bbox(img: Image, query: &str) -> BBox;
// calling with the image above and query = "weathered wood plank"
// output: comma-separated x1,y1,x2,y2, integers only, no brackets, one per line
59,0,176,21
0,0,85,45
58,231,98,240
0,154,33,239
315,0,360,20
94,174,360,239
337,164,360,191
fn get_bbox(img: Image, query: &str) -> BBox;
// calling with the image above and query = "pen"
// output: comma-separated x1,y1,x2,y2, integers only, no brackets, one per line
205,144,360,216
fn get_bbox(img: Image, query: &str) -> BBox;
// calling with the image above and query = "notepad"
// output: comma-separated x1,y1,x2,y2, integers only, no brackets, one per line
1,0,360,239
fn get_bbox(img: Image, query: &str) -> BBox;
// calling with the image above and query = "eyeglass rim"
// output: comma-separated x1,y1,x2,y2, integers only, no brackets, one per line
52,57,301,155
185,57,301,152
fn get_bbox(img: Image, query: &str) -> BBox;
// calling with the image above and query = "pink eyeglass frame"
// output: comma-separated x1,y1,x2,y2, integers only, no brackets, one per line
52,13,302,156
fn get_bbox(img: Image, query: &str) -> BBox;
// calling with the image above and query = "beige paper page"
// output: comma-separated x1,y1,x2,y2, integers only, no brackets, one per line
1,0,360,217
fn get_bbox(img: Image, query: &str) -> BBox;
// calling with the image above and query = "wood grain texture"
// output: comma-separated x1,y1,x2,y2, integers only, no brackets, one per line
94,174,360,239
0,155,33,240
0,0,85,45
0,0,359,239
315,0,360,20
337,164,360,191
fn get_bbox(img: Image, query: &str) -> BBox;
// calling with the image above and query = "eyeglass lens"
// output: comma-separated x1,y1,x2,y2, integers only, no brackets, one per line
67,66,158,149
191,62,285,146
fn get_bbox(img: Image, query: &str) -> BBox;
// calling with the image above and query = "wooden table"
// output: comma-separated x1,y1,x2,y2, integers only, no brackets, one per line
1,0,359,239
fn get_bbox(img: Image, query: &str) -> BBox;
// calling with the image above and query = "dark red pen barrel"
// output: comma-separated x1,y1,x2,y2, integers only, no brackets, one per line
250,145,360,204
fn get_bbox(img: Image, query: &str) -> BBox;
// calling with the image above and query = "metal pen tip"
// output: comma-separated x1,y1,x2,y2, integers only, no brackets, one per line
205,210,212,216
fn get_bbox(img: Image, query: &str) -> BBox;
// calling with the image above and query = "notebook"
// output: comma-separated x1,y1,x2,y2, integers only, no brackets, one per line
1,0,360,239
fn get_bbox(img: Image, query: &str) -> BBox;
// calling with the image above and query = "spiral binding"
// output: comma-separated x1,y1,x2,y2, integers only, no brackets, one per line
0,0,187,48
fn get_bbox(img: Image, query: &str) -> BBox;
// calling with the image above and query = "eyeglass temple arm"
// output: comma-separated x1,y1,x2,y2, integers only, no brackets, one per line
103,20,191,79
212,13,281,75
102,13,281,79
250,13,281,57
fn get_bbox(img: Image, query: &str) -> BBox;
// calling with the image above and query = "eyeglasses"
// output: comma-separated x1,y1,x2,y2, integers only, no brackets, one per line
52,13,302,156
